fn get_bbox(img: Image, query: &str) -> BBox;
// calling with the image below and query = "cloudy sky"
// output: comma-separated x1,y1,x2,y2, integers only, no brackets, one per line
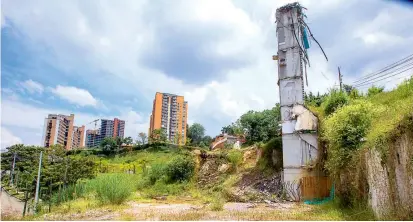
2,0,413,149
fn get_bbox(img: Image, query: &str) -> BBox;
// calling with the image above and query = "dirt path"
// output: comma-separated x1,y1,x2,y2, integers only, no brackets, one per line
36,201,309,221
1,188,25,217
118,202,309,221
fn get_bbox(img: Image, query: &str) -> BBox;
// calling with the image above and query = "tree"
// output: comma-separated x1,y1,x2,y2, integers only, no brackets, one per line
239,103,281,143
149,129,167,143
138,132,148,145
343,84,355,95
367,85,384,97
202,136,212,146
188,123,205,145
100,137,117,154
304,91,327,107
221,120,244,136
323,89,349,116
123,136,133,145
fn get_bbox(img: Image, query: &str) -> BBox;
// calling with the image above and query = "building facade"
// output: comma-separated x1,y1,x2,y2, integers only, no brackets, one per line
148,92,188,145
41,114,85,150
86,118,125,148
72,126,85,148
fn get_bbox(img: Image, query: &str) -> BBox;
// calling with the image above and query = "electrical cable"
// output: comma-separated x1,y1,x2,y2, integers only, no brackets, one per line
354,66,413,88
301,20,328,61
354,61,413,86
290,11,310,65
356,73,413,89
353,53,413,83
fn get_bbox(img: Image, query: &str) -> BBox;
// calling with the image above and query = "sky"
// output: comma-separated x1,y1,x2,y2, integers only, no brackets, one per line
1,0,413,150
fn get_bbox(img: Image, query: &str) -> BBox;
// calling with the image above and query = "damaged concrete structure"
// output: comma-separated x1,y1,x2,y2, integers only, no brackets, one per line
275,3,320,200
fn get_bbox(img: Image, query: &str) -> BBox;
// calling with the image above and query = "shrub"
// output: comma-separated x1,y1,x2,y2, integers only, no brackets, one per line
146,163,167,184
349,89,362,100
209,194,225,211
226,150,243,169
257,137,282,171
323,89,349,116
87,173,135,204
51,183,87,205
165,156,195,183
144,181,189,198
324,101,376,176
367,85,384,97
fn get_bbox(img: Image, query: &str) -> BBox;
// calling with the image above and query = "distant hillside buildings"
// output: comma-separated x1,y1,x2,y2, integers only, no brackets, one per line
148,92,188,145
86,118,125,148
41,114,125,149
41,114,85,150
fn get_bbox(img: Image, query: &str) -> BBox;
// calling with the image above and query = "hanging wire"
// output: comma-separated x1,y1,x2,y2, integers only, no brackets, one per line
301,20,328,61
290,11,310,66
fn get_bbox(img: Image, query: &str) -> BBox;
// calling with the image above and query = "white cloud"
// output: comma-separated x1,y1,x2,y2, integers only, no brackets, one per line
20,79,44,94
50,85,98,107
1,126,23,150
1,99,148,145
3,0,413,137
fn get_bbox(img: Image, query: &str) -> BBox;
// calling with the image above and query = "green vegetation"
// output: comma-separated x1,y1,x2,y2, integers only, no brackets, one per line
367,85,384,97
322,89,349,116
221,104,281,144
226,150,242,168
87,173,136,204
324,101,376,176
315,78,413,213
257,137,283,172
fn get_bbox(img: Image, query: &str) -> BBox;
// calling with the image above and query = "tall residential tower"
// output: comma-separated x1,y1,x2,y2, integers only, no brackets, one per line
42,114,85,149
148,92,188,145
86,118,125,148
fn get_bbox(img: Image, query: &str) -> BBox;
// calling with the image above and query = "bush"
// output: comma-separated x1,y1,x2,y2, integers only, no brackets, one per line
367,85,384,97
87,173,135,204
209,193,225,211
324,101,376,176
226,150,242,170
146,163,166,184
165,156,195,183
323,89,349,116
257,137,282,171
51,183,87,205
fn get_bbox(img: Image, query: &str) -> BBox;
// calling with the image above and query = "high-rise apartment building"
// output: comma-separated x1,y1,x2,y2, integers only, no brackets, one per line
42,114,85,150
148,92,188,145
86,118,125,148
72,126,85,148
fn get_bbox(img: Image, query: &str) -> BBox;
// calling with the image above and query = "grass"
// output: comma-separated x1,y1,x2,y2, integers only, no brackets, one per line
87,173,137,204
111,201,375,221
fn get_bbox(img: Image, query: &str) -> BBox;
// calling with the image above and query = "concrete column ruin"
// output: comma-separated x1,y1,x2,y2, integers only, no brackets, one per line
275,3,319,201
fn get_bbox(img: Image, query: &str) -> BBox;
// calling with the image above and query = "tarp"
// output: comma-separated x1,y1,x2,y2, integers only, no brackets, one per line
304,183,335,205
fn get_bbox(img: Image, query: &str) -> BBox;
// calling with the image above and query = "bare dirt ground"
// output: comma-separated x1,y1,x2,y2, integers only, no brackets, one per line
36,201,310,221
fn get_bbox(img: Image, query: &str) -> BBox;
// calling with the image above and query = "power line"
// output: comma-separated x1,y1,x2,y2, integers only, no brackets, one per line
354,61,413,86
355,66,413,88
357,73,413,89
353,53,413,84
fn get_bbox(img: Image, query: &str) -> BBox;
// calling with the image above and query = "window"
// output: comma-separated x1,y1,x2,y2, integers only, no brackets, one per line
278,27,285,44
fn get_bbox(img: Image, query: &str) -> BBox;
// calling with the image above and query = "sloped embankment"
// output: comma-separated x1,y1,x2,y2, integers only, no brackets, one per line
195,145,284,203
318,79,413,219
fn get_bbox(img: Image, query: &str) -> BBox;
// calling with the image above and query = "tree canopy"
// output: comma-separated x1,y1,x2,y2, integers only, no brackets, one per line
187,123,205,145
220,103,281,144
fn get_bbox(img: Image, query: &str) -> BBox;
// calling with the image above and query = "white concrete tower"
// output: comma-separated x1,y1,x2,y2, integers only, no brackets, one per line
275,3,319,200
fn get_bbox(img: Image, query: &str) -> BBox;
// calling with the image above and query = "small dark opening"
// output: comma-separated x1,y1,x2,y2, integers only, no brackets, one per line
397,153,401,164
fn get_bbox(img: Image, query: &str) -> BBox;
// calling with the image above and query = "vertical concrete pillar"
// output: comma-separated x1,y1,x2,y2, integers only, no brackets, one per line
276,4,318,200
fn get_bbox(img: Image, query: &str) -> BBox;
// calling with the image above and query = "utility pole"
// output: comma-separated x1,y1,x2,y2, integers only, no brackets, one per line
338,66,343,91
34,151,43,213
10,152,16,187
